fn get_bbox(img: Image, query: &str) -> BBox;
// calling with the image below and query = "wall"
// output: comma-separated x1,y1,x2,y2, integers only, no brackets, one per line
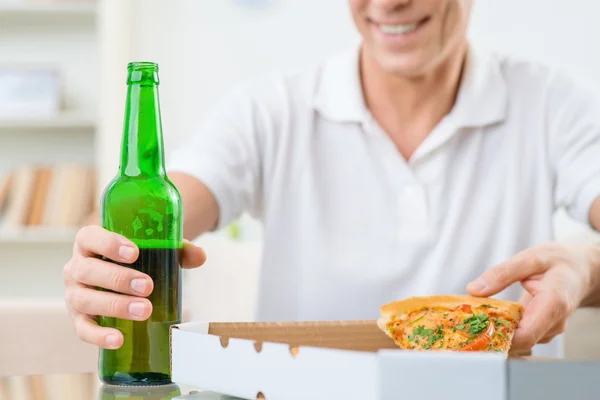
469,0,600,86
168,0,359,155
96,0,180,192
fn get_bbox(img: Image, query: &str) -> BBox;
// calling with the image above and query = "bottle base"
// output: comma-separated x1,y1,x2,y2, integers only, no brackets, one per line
100,372,172,386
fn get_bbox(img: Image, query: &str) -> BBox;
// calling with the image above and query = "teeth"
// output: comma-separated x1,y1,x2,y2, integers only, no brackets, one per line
378,22,419,35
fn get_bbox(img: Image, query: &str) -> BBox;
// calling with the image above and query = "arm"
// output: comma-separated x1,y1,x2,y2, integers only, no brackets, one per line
169,172,219,240
551,68,600,308
166,83,264,237
581,196,600,307
589,196,600,232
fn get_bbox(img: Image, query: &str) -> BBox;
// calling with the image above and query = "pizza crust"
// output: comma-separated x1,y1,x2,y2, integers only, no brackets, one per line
380,295,523,320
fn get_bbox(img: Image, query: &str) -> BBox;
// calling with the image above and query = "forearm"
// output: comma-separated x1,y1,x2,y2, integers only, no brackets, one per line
169,172,220,240
581,243,600,308
582,274,600,308
590,197,600,232
584,197,600,306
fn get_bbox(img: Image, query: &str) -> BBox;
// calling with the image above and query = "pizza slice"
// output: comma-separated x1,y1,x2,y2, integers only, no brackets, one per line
377,295,523,354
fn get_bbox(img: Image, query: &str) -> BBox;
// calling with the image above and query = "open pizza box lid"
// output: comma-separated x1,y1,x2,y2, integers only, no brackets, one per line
171,320,509,400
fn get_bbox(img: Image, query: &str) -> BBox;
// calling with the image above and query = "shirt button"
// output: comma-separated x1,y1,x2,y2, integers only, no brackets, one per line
397,184,432,242
397,184,430,222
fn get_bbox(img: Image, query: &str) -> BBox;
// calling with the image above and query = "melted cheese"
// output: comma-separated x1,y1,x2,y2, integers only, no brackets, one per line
385,304,518,353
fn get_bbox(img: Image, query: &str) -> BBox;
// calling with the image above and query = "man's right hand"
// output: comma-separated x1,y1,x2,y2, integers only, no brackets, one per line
63,225,207,349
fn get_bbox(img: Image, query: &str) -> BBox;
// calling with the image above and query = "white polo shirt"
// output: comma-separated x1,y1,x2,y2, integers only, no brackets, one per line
169,43,600,338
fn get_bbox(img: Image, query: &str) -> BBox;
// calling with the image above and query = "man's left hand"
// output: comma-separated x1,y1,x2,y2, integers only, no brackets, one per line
466,243,600,351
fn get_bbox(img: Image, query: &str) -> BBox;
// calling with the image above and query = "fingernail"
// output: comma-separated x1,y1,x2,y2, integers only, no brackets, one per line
128,302,146,318
130,279,147,295
106,335,119,348
119,246,135,261
468,278,487,292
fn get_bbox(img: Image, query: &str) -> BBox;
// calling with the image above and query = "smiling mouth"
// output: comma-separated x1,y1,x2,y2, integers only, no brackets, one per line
373,17,430,36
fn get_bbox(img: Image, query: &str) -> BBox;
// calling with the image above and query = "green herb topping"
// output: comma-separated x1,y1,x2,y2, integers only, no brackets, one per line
411,325,444,349
462,313,490,337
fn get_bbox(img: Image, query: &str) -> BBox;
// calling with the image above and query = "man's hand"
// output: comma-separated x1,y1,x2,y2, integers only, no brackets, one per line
466,243,600,351
63,225,207,349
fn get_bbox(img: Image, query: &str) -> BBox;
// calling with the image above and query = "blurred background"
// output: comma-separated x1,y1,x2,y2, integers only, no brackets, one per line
1,0,600,397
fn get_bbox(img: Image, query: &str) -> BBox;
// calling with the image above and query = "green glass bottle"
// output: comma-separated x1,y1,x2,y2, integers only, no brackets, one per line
98,383,182,400
99,62,183,386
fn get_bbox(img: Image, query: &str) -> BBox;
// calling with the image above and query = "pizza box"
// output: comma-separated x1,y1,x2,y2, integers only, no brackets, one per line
170,320,508,400
507,357,600,399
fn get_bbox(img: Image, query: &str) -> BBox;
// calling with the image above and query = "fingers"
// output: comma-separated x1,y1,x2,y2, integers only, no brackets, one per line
73,313,124,349
75,225,138,263
181,239,207,269
518,291,533,308
510,290,570,350
66,225,205,352
70,257,153,296
74,226,207,270
67,285,153,322
538,319,568,344
467,250,550,297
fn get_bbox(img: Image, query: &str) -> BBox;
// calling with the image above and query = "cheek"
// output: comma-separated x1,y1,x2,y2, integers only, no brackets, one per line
440,0,467,46
348,0,367,19
349,1,369,31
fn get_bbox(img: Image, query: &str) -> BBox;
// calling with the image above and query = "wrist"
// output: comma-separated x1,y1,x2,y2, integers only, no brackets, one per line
581,242,600,308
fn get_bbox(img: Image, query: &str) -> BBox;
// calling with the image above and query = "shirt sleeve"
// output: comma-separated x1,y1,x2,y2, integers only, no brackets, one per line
550,70,600,227
166,86,264,231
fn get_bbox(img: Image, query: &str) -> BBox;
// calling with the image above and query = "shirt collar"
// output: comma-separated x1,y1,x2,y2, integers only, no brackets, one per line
311,42,368,123
311,42,508,128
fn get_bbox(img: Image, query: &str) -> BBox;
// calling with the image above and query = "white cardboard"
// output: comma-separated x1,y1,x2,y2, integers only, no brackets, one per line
378,349,506,399
171,322,507,400
507,359,600,399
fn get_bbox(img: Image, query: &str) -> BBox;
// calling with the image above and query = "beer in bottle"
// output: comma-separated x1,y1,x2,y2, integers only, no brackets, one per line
99,62,183,385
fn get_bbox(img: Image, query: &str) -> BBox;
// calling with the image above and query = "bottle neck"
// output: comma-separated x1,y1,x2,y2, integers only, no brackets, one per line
119,82,166,177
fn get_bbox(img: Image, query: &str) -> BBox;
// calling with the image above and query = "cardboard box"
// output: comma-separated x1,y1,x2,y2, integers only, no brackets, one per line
507,358,600,399
171,320,507,400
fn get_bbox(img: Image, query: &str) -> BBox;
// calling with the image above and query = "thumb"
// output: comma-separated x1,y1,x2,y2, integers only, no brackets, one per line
467,252,545,297
181,239,207,269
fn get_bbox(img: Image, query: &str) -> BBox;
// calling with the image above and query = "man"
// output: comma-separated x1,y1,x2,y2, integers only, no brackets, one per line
64,0,600,354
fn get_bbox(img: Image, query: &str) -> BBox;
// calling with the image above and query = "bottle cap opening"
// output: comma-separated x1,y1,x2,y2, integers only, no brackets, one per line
127,62,159,84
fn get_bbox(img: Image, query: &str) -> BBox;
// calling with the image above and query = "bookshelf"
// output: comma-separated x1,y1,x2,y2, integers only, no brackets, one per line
0,0,262,306
0,113,95,130
0,0,99,298
0,1,96,16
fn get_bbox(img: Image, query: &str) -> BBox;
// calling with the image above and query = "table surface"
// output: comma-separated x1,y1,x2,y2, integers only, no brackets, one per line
0,373,247,400
98,384,241,399
98,383,239,399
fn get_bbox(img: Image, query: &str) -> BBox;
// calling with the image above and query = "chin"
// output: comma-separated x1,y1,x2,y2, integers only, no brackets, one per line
378,56,433,78
369,46,441,78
